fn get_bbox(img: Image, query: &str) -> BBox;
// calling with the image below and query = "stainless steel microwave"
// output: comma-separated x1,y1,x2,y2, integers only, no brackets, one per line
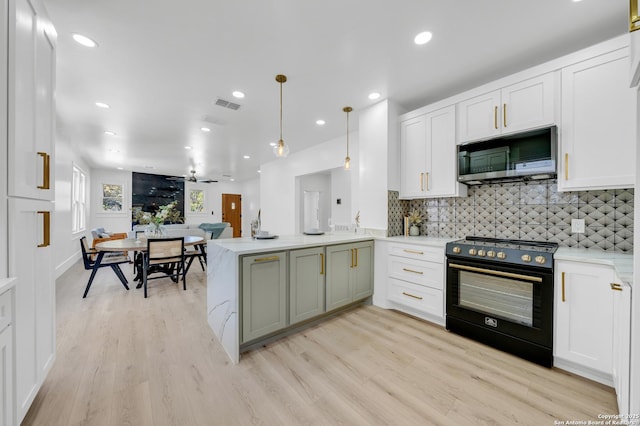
457,126,557,185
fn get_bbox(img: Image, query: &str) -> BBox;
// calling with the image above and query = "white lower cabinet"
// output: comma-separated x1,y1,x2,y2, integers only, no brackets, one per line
554,260,627,388
385,242,445,324
612,276,631,417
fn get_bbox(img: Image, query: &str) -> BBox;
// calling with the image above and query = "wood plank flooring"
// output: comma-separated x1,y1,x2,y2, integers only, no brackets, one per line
22,260,617,425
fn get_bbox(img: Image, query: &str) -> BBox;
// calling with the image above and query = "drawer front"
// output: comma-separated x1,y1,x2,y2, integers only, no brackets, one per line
388,256,444,290
0,290,12,332
388,278,443,318
388,243,444,263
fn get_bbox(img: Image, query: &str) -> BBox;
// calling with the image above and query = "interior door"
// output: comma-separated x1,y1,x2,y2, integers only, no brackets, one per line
221,193,242,237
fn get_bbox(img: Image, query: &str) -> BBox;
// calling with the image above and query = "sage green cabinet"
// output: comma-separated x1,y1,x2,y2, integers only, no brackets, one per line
241,252,287,343
326,241,374,311
290,247,325,325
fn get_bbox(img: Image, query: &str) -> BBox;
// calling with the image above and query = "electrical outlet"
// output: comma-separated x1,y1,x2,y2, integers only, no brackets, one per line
571,218,585,234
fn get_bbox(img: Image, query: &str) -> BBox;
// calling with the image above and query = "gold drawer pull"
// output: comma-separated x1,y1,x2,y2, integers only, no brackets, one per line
494,106,498,129
420,173,424,191
37,211,51,247
503,103,507,127
610,283,623,291
561,272,566,302
255,255,279,263
37,152,51,190
425,172,429,191
320,253,324,275
402,292,423,300
403,249,424,255
564,153,569,181
402,268,423,275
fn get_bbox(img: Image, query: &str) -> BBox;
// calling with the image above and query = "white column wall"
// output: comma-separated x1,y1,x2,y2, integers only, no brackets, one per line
54,134,92,277
240,177,260,238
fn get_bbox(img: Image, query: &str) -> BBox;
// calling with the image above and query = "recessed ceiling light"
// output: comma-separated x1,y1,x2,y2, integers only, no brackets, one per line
230,178,235,182
316,119,326,125
184,146,192,150
414,31,433,45
257,170,262,173
95,102,110,109
269,142,277,147
368,92,381,100
572,0,583,2
116,167,123,170
232,91,245,99
201,127,211,132
243,155,250,159
104,131,116,136
72,33,98,48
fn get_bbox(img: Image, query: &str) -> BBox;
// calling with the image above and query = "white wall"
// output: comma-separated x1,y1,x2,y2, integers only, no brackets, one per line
358,99,394,232
183,180,246,233
89,168,133,234
330,167,352,228
240,177,260,238
54,134,92,278
297,172,331,233
260,133,359,235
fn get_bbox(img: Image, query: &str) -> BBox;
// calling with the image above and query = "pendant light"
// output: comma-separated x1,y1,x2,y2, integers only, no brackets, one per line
273,74,290,158
343,106,353,170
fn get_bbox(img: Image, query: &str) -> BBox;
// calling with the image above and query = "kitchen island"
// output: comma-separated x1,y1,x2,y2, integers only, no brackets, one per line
207,233,375,363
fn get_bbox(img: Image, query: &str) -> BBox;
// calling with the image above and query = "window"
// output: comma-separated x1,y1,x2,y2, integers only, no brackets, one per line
72,165,86,233
189,189,205,213
102,183,123,212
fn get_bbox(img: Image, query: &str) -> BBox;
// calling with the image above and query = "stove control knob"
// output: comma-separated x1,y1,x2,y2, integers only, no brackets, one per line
535,255,546,265
452,246,461,254
521,254,532,262
497,251,507,260
477,249,486,257
468,248,477,256
486,250,496,258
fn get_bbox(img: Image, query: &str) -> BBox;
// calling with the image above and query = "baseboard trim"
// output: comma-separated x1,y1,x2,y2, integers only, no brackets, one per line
55,251,81,279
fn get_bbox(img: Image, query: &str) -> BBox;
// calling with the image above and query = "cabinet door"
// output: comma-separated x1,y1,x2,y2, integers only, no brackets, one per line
352,242,373,301
559,49,636,191
242,252,287,343
325,244,353,311
8,0,56,200
500,73,555,135
400,115,428,198
426,106,463,197
8,198,55,421
0,325,14,426
612,280,631,416
555,262,614,376
457,90,501,143
290,247,325,325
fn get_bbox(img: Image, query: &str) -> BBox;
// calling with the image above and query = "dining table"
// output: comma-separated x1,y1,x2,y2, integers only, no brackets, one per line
94,235,206,287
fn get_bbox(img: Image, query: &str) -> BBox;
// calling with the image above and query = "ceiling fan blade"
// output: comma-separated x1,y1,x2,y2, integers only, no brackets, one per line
197,179,218,183
166,176,186,181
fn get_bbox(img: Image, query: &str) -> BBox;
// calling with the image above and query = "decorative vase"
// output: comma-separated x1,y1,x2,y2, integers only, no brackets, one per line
409,225,420,236
145,223,166,238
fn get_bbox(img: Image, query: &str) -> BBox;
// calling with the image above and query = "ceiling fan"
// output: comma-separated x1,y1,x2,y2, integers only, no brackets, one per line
166,170,218,183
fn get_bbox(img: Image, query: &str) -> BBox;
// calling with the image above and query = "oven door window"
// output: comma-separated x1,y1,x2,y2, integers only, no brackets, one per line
458,270,533,327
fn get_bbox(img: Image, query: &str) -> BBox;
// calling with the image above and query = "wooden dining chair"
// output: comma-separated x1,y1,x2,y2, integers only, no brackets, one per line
142,237,186,298
80,236,131,298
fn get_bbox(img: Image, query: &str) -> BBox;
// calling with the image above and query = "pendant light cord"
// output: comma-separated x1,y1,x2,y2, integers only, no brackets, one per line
279,79,283,141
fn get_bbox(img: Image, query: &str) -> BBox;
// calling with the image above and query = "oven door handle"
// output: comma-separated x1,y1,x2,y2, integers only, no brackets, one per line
449,263,543,283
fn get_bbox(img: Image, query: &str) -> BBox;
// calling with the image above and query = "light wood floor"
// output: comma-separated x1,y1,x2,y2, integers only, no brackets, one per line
23,260,617,425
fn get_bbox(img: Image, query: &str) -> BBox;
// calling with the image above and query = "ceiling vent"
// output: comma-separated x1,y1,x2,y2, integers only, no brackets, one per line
214,98,241,110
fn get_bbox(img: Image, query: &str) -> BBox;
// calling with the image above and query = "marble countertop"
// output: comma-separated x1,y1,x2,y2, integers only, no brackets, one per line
555,248,633,286
0,277,17,294
208,233,375,255
382,236,456,248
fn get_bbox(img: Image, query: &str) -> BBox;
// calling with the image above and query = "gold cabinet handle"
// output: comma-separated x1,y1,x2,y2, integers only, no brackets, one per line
403,249,424,255
255,255,279,263
355,248,358,268
494,106,498,129
610,283,623,291
402,268,423,275
37,152,51,190
425,172,429,191
564,153,569,181
350,249,354,268
420,173,424,191
320,253,324,275
561,271,566,302
37,211,51,247
402,291,423,300
503,103,507,127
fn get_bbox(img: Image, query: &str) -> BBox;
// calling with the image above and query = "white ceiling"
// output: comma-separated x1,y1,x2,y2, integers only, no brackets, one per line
43,0,627,182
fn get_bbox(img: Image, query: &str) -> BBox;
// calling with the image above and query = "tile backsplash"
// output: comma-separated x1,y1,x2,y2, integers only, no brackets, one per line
388,179,633,253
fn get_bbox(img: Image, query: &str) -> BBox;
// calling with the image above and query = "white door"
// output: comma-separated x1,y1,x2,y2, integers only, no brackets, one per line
426,105,458,197
500,73,555,135
457,90,501,143
612,280,631,416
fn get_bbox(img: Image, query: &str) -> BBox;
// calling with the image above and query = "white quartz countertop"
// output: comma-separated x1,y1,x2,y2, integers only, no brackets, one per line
555,248,633,286
209,233,375,255
0,277,17,294
382,236,456,248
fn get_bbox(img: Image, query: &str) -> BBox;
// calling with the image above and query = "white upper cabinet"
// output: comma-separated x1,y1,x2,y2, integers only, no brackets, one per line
400,106,466,199
457,73,556,143
559,48,636,191
8,0,56,201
